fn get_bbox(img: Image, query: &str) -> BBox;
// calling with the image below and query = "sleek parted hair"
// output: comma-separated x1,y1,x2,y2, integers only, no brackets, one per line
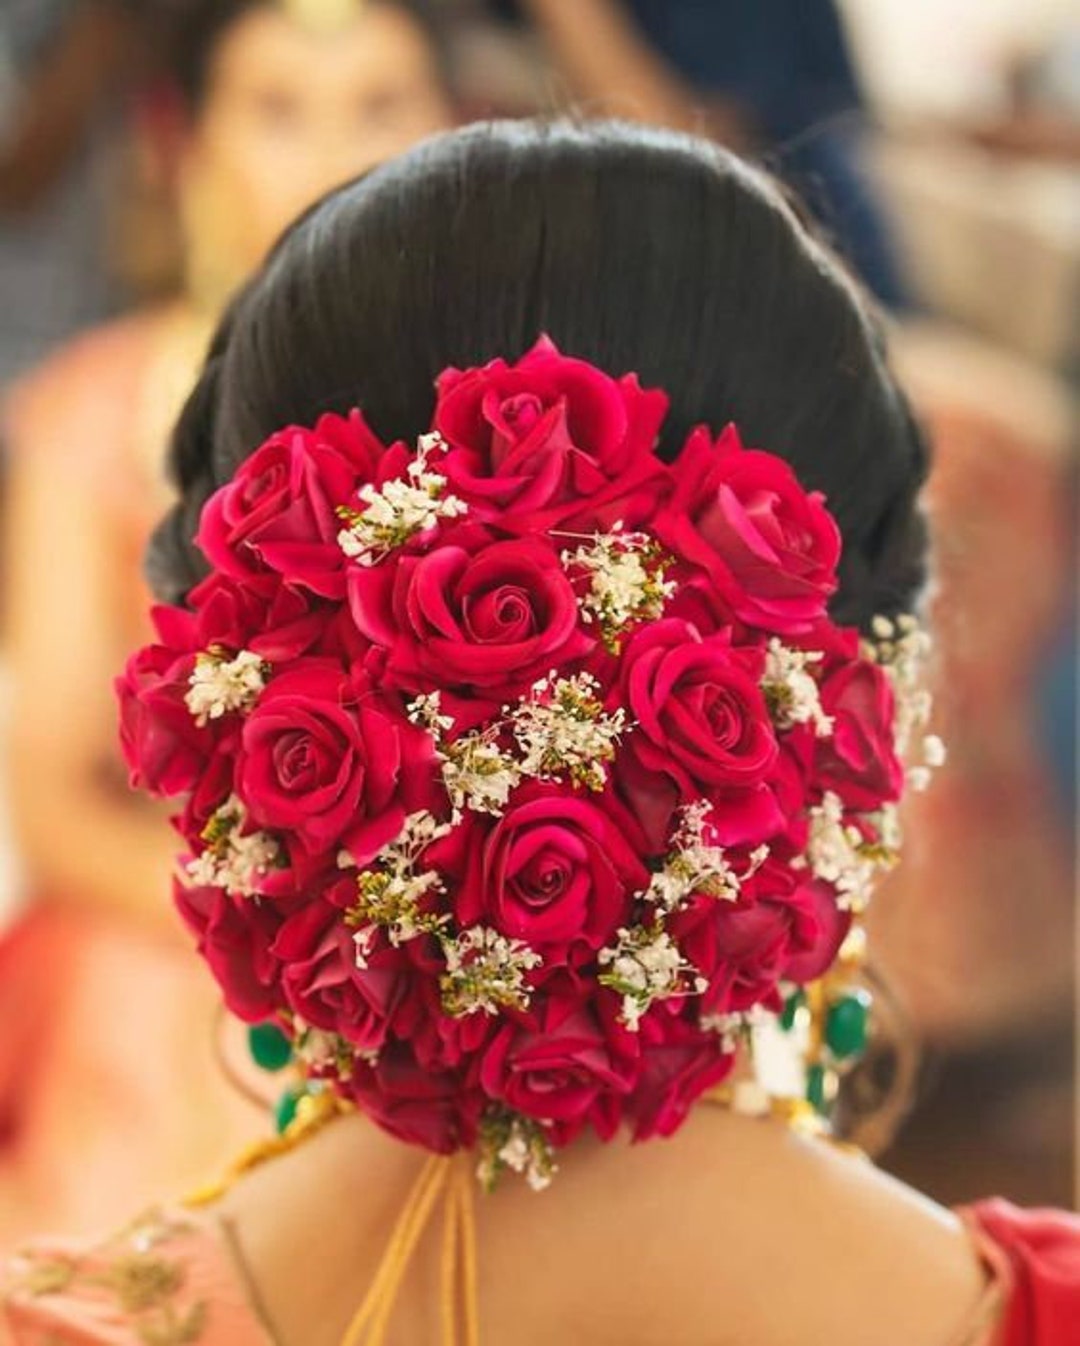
150,118,931,632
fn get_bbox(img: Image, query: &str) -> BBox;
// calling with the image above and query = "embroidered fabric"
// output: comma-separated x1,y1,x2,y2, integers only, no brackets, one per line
1,1206,272,1346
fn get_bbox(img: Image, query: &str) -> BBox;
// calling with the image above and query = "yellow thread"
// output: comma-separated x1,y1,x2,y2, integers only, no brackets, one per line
184,1092,351,1210
440,1168,459,1346
457,1160,480,1346
437,1157,480,1346
339,1156,450,1346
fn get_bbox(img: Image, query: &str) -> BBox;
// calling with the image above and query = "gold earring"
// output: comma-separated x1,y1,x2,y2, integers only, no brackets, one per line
281,0,365,33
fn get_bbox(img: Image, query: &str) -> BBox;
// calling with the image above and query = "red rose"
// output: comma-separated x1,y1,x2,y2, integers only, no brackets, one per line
349,1044,481,1154
656,425,841,635
173,879,286,1022
815,659,904,810
618,620,783,848
433,336,669,533
349,527,593,705
237,661,439,862
447,785,648,957
180,573,329,663
628,1018,736,1140
478,996,638,1138
675,871,849,1014
116,640,215,798
272,902,409,1055
197,411,406,599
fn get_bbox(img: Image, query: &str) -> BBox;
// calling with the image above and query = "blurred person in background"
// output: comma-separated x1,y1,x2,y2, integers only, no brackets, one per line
508,0,908,307
0,0,140,390
0,0,454,1249
869,374,1076,1206
846,11,1078,1207
964,16,1080,162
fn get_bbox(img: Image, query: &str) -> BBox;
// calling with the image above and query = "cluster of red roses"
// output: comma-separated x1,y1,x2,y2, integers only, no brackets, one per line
118,339,905,1175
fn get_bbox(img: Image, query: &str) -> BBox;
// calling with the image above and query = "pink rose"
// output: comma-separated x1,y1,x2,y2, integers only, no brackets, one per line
116,640,215,798
349,1045,481,1154
478,995,638,1139
237,661,439,862
447,785,648,957
349,527,593,705
197,411,406,599
628,1018,736,1140
815,659,904,810
273,902,409,1055
618,620,783,848
656,425,841,635
173,879,286,1022
433,337,669,533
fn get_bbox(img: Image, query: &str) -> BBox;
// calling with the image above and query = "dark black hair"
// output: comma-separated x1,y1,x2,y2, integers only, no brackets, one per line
154,0,450,109
150,118,930,630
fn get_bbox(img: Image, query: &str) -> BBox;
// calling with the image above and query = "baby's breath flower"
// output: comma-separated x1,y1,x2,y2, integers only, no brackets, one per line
599,924,707,1031
511,672,627,792
337,433,467,566
346,869,448,953
864,613,945,792
560,526,676,652
476,1111,557,1193
406,690,455,737
352,925,377,971
440,927,542,1018
761,639,834,737
804,792,898,912
863,613,934,756
923,734,947,769
294,1024,358,1079
185,648,267,727
344,811,452,952
700,1012,747,1053
407,693,521,817
643,802,768,915
185,796,281,898
441,729,522,816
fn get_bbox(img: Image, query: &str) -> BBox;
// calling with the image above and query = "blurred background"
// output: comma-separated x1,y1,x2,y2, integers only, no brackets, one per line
0,0,1074,1256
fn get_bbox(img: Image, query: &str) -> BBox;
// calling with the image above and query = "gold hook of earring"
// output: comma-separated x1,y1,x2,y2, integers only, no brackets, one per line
281,0,366,34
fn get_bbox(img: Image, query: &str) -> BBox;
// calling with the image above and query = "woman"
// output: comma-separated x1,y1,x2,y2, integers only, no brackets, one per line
5,120,1078,1344
0,0,453,1246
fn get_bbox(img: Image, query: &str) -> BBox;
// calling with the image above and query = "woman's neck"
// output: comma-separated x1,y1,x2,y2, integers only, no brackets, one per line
219,1103,989,1346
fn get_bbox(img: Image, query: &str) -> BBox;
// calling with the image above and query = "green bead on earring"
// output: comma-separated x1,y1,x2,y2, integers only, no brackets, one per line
248,1022,294,1073
806,1062,837,1116
274,1087,304,1135
824,990,872,1061
780,988,807,1032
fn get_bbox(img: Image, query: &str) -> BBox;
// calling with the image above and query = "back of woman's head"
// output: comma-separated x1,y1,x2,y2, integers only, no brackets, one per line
152,118,930,627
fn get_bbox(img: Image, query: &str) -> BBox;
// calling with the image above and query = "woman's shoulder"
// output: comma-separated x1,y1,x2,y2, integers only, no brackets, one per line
2,1205,277,1346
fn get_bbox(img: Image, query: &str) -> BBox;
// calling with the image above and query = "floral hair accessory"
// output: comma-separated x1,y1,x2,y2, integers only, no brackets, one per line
118,337,939,1188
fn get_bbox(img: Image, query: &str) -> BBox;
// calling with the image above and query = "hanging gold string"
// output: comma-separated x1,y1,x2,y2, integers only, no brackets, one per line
185,1090,352,1210
457,1159,481,1346
339,1155,452,1346
439,1156,480,1346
